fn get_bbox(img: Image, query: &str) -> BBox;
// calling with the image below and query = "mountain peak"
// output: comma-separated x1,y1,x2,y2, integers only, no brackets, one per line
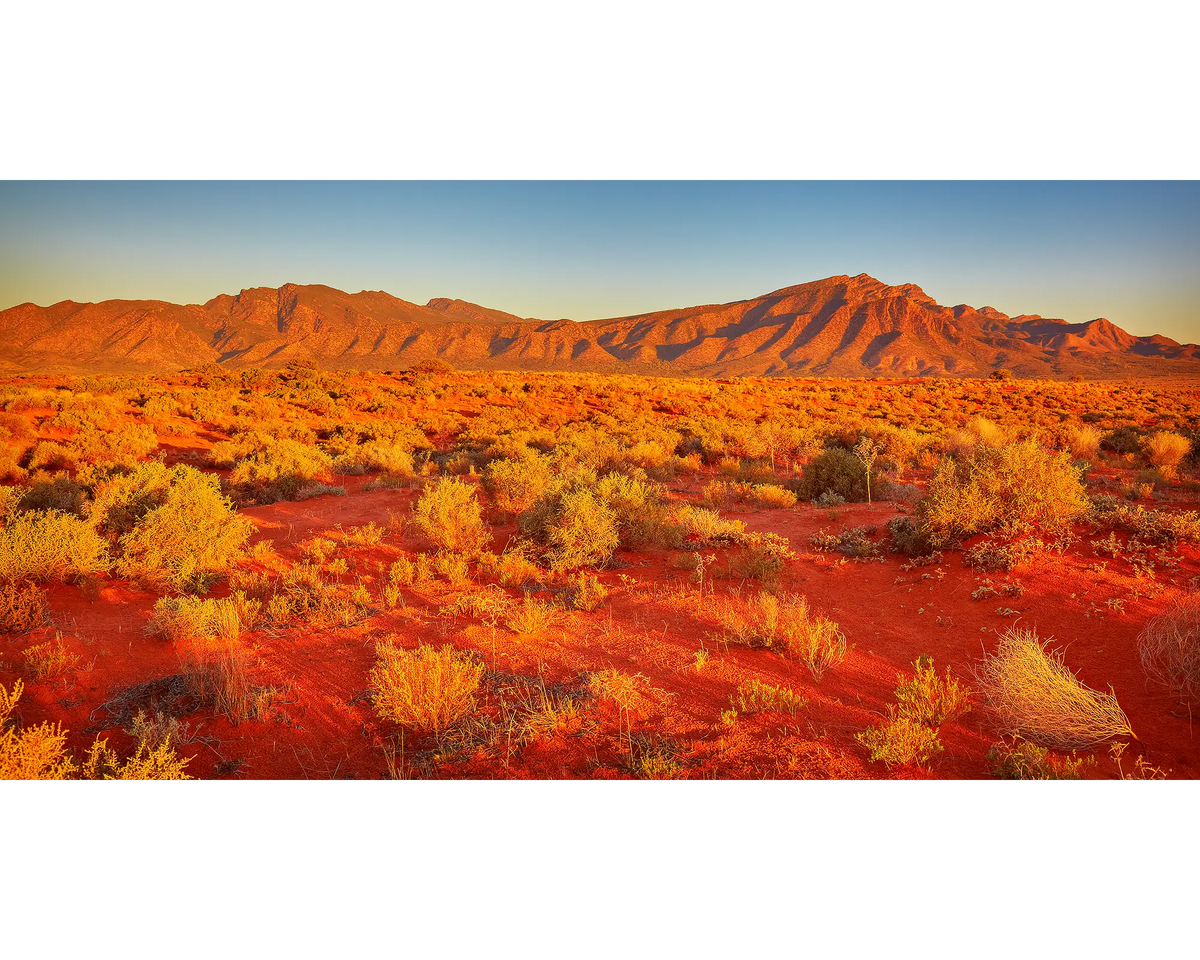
2,276,1196,379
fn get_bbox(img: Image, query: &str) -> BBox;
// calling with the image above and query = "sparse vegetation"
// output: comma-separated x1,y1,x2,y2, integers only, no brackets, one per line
0,367,1197,781
717,591,847,680
988,737,1087,780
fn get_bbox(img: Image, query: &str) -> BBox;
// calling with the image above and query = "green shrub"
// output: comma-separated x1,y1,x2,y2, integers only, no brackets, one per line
797,447,877,503
1102,426,1143,455
856,714,943,767
887,516,935,556
893,655,972,727
16,475,86,517
988,737,1087,780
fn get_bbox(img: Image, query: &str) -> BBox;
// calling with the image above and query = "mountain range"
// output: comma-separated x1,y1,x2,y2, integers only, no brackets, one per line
1,273,1197,378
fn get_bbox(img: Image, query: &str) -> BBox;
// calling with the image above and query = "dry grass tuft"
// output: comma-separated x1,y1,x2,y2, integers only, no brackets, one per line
23,632,81,682
975,625,1134,748
1137,595,1200,703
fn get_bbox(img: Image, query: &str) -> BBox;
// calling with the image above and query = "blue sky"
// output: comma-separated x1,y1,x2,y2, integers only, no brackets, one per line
1,181,1197,342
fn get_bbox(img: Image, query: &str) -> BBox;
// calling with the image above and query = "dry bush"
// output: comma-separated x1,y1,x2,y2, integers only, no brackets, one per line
226,436,334,502
918,439,1087,547
0,679,76,780
0,579,46,633
566,572,608,612
750,484,798,509
546,488,619,570
411,477,491,555
151,595,258,722
477,549,544,588
370,641,484,731
1146,431,1191,479
505,596,563,634
339,442,415,477
975,626,1134,748
858,655,969,768
1066,425,1102,462
177,631,256,723
482,453,552,516
726,532,795,584
83,711,194,780
97,463,253,592
674,505,745,546
1137,595,1200,702
0,509,111,583
150,595,241,643
431,550,471,586
730,679,808,716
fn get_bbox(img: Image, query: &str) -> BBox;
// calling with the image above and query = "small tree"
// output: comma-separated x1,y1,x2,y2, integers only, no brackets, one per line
853,437,880,507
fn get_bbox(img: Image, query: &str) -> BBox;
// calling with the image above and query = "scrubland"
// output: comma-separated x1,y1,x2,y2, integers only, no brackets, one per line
0,360,1198,779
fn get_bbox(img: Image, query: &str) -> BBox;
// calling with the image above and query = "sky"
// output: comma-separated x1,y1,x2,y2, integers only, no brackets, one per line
1,181,1197,342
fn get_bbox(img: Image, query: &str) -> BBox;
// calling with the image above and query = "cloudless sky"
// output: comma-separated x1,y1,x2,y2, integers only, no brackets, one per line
1,181,1197,342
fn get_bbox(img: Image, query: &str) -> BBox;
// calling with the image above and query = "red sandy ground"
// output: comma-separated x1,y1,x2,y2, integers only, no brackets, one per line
8,474,1199,780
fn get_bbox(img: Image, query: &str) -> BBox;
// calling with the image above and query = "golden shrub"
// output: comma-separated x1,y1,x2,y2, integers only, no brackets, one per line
0,680,77,780
108,464,253,592
370,641,484,731
411,478,491,555
547,489,619,570
0,509,111,583
1146,431,1191,478
918,439,1087,546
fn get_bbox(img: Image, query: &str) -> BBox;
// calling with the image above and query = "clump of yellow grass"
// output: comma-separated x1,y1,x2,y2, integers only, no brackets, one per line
974,625,1134,748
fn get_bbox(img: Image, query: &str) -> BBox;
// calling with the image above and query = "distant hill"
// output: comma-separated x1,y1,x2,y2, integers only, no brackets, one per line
2,274,1197,378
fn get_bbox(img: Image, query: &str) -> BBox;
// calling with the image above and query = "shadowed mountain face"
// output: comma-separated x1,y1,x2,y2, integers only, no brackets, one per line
1,274,1196,378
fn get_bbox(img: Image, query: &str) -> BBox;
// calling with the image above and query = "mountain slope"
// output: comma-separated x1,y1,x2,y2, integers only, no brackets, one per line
1,274,1196,378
